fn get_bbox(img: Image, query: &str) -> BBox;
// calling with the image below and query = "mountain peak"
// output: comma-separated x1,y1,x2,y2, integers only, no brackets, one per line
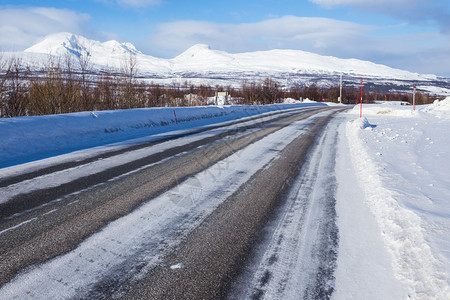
173,44,235,65
189,44,211,50
176,44,213,58
25,32,142,59
25,32,86,56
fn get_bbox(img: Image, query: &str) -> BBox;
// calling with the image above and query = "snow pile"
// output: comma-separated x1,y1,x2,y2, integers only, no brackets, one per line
0,103,324,168
350,98,450,119
349,101,417,117
170,263,186,270
283,97,299,104
323,101,346,107
423,97,450,115
349,117,373,130
346,102,450,298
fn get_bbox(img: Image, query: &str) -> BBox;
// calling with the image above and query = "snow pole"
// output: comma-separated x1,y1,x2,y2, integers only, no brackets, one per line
413,86,416,111
173,109,178,124
360,77,363,118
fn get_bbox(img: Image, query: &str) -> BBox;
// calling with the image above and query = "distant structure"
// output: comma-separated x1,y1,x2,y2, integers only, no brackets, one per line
208,92,231,106
283,97,303,104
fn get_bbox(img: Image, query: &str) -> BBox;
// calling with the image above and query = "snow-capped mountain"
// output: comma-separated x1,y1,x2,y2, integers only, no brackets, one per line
25,32,141,57
24,32,149,67
8,33,450,93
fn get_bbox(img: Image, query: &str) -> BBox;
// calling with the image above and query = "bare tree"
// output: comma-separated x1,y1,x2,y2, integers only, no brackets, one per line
3,57,29,117
0,53,15,117
119,52,139,108
76,46,94,110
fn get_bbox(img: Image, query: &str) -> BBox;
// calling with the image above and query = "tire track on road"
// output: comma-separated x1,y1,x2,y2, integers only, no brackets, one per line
122,111,340,299
0,108,330,288
230,118,341,300
0,108,322,221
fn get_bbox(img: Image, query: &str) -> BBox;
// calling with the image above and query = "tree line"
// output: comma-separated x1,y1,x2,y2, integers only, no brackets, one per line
0,54,440,118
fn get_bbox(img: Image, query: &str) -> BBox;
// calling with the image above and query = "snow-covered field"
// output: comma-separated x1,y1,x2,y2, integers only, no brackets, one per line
336,98,450,298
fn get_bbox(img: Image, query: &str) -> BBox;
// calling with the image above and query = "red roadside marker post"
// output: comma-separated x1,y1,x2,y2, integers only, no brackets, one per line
360,77,363,118
173,109,178,124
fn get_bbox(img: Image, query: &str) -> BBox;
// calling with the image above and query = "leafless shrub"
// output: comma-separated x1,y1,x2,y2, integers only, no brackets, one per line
2,57,30,117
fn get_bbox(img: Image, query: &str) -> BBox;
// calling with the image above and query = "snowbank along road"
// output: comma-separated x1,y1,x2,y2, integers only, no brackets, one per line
0,106,346,298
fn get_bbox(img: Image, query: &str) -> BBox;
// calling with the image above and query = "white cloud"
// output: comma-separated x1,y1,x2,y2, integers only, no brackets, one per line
148,16,373,57
309,0,450,34
118,0,161,6
309,0,407,7
99,0,162,8
308,0,450,75
0,7,90,51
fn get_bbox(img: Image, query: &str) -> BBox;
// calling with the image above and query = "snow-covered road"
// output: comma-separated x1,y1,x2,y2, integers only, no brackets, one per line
1,99,450,299
0,112,328,299
230,114,340,299
0,106,320,206
0,105,342,298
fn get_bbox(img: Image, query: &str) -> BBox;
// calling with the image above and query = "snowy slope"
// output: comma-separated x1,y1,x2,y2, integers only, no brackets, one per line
16,32,441,85
173,46,434,81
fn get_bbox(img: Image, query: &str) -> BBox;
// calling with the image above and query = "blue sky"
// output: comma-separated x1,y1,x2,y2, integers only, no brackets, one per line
0,0,449,76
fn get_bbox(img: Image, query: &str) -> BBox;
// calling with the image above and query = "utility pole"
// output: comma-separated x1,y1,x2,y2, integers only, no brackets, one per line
360,77,363,118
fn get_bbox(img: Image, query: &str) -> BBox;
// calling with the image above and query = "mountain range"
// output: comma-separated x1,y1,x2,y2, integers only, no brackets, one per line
5,32,450,94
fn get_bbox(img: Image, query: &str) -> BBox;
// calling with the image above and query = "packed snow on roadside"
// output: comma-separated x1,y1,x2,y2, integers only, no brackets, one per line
337,98,450,298
0,103,325,168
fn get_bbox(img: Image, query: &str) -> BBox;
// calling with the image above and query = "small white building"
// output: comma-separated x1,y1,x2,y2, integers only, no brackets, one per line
209,92,231,106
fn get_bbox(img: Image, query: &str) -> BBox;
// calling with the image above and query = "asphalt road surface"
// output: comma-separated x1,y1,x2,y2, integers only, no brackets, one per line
0,106,346,299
